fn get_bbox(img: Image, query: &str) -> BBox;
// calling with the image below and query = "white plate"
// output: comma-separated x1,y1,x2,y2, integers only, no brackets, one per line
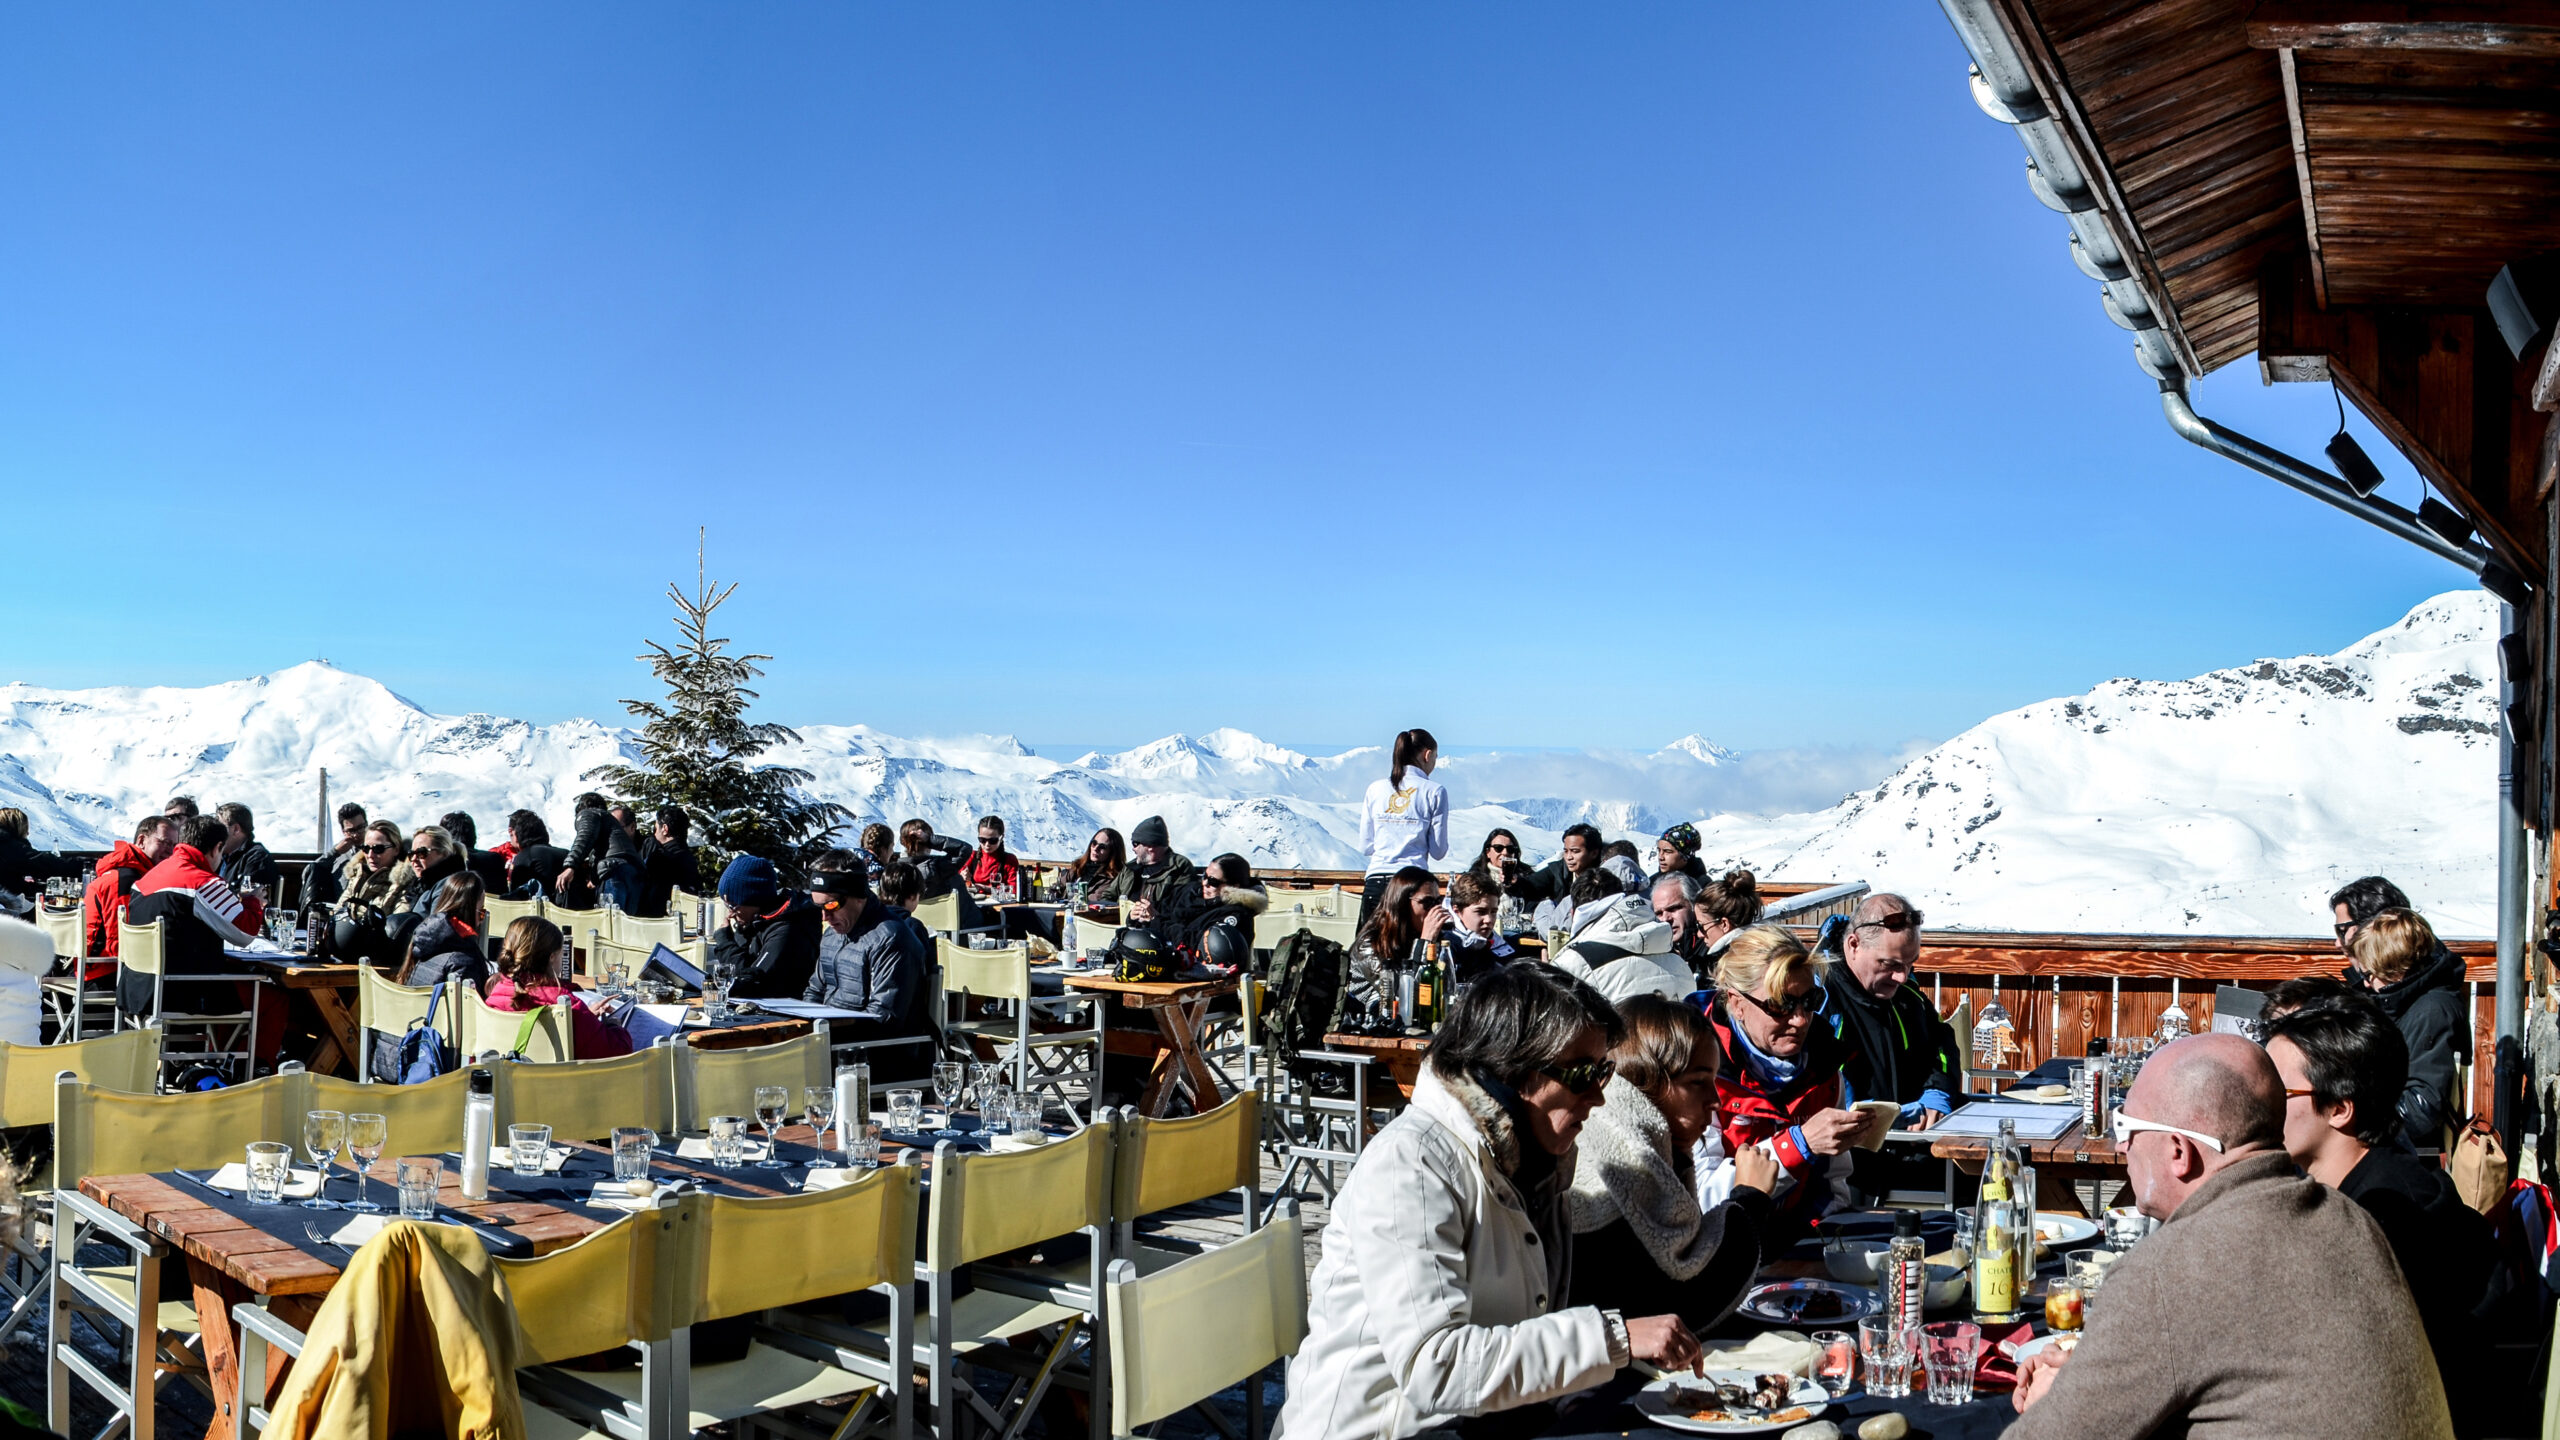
2013,1332,2081,1365
2033,1212,2102,1249
2002,1085,2077,1104
1633,1372,1830,1435
1735,1279,1879,1327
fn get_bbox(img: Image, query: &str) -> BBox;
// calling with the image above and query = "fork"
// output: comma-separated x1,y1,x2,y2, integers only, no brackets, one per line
302,1221,349,1256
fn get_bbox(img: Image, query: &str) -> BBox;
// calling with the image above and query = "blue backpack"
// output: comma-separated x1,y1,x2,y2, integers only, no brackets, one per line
397,986,456,1084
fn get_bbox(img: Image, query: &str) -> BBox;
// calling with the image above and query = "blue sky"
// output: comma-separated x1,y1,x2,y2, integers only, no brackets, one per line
0,5,2475,757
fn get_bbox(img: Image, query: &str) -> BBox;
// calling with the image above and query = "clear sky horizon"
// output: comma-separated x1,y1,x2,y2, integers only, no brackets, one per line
0,5,2482,756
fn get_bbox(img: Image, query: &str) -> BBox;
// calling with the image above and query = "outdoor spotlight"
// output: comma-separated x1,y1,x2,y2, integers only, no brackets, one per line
2480,561,2533,607
2324,430,2388,498
2419,497,2476,548
2501,633,2532,682
2507,698,2535,742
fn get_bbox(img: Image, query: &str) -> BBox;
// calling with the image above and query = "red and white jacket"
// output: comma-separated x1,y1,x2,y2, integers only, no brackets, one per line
134,845,260,946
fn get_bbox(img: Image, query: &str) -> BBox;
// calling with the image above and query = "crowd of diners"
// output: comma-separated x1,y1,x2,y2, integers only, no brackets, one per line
0,750,2539,1436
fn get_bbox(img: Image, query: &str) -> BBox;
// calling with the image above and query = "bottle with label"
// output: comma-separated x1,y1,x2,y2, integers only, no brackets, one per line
461,1068,496,1201
1885,1209,1928,1332
1979,1117,2020,1202
1416,940,1444,1031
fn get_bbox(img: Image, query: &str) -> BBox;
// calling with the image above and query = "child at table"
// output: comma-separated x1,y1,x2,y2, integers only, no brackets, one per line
486,916,633,1059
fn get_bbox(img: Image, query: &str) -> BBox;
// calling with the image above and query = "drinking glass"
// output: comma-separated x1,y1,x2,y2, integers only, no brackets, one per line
245,1141,293,1206
1857,1317,1916,1400
888,1091,923,1136
702,975,731,1023
276,908,300,948
612,1127,657,1181
345,1113,388,1212
396,1156,442,1220
845,1122,882,1169
1813,1330,1857,1398
509,1123,553,1177
709,1115,749,1168
979,1082,1015,1133
753,1086,790,1168
967,1062,1001,1117
301,1110,347,1210
1011,1096,1043,1138
1922,1322,1982,1405
931,1062,965,1130
803,1087,837,1167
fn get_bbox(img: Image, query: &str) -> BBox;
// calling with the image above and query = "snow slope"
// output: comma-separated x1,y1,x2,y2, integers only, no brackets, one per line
0,592,2501,936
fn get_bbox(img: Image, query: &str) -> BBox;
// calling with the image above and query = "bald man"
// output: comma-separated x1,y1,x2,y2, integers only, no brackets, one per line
2006,1033,2452,1440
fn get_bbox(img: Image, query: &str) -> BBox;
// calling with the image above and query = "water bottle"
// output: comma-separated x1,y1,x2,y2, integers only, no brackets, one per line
461,1068,496,1201
835,1063,870,1156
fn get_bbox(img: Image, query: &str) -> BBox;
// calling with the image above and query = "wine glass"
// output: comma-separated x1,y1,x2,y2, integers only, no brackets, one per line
967,1061,1001,1120
803,1086,837,1168
344,1113,388,1212
300,1110,347,1210
931,1061,965,1134
753,1085,790,1168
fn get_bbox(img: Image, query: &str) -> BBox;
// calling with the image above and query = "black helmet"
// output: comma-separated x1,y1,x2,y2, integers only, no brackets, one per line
1200,922,1248,972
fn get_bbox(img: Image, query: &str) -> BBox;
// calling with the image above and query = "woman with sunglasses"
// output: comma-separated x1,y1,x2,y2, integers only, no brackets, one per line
1692,868,1762,954
1280,965,1708,1440
1700,925,1867,1245
337,822,417,912
1567,995,1779,1334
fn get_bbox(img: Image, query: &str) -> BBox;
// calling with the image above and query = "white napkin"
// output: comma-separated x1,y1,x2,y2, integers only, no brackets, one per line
487,1144,572,1173
328,1212,391,1247
989,1132,1050,1152
206,1163,323,1199
584,1184,665,1213
800,1166,861,1192
672,1136,770,1161
1704,1330,1822,1378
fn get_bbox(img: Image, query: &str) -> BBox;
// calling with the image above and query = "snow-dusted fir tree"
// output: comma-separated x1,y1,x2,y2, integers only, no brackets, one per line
584,538,848,879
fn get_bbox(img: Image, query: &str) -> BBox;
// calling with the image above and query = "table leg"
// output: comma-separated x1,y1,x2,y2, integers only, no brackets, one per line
1145,999,1227,1119
308,986,361,1078
191,1260,252,1440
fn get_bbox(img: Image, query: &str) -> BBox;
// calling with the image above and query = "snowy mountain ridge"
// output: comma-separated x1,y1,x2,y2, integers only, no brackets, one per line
0,591,2501,936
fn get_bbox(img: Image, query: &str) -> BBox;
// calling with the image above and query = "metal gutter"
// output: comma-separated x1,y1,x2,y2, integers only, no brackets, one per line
2159,383,2491,573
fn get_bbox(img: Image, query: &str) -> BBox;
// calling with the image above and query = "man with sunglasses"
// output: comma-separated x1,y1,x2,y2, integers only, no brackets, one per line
1821,894,1960,1200
2007,1033,2451,1439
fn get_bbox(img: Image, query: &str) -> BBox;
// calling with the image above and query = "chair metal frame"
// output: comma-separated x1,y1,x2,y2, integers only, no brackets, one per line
111,915,266,1085
1101,1200,1306,1440
938,940,1104,1125
39,907,118,1044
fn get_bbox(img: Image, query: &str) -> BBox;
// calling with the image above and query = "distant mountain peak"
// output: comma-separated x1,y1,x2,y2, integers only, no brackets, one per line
1659,734,1736,765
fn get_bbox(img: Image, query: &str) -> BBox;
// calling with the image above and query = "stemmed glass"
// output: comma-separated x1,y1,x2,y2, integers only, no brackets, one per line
301,1110,347,1211
2156,978,2192,1041
803,1086,837,1168
931,1061,965,1135
753,1085,791,1168
344,1113,388,1213
967,1062,1001,1121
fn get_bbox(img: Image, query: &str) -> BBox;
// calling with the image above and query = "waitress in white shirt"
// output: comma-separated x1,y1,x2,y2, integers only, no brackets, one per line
1357,728,1450,927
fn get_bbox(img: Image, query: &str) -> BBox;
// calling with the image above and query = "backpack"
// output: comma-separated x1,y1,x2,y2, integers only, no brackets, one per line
397,985,456,1084
1263,927,1352,1075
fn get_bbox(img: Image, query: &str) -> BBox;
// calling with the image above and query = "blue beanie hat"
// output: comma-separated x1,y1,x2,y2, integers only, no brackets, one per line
718,854,783,911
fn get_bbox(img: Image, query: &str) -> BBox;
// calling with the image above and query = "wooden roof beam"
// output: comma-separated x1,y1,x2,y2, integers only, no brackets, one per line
2247,2,2560,56
2276,48,2331,308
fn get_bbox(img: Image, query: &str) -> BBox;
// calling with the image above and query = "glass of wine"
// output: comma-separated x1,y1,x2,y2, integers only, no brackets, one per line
752,1085,791,1168
301,1110,347,1210
931,1061,965,1135
344,1113,388,1212
803,1086,837,1168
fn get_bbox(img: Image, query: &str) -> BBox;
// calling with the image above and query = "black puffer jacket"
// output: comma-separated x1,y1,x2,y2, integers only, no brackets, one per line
711,894,823,1000
0,830,82,905
2353,943,2473,1142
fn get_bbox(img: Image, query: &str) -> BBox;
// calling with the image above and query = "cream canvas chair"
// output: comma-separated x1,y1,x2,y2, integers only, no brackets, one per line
50,1069,309,1439
939,939,1104,1124
114,914,265,1084
305,1067,475,1156
1110,1094,1262,1266
912,891,1001,944
458,985,576,1064
38,908,115,1042
672,1027,831,1133
1104,1202,1306,1440
485,894,547,937
0,1028,158,1345
355,966,451,1084
496,1041,680,1141
608,913,684,950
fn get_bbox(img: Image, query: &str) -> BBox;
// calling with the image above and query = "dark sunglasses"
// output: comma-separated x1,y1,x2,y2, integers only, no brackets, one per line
978,835,1002,846
1855,910,1925,934
409,848,435,860
1535,1057,1616,1096
1732,986,1823,1022
1485,844,1517,855
362,843,395,855
2332,921,2357,939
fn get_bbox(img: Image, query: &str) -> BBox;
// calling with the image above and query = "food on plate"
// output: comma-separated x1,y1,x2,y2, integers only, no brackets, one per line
1778,1288,1849,1321
623,1178,657,1198
1664,1374,1812,1424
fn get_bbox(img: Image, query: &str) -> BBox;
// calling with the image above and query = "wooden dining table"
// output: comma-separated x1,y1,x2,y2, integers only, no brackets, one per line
1927,1111,2127,1216
230,954,364,1079
82,1124,860,1440
1061,971,1237,1118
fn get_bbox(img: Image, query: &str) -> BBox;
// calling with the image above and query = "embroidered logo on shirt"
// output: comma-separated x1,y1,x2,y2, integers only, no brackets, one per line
1382,787,1418,816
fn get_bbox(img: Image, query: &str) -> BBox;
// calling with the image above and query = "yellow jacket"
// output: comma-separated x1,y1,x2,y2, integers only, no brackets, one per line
262,1220,527,1440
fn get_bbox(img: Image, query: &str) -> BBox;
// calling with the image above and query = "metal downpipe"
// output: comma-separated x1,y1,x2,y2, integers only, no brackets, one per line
2498,603,2528,1146
2159,384,2491,574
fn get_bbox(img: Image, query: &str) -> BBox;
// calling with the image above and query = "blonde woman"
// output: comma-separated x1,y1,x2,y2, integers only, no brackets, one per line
1703,924,1864,1245
2347,907,2470,1142
338,821,411,911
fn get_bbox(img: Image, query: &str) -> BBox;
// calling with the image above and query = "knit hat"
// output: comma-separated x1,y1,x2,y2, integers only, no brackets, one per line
1130,815,1170,848
718,854,782,910
1659,821,1701,855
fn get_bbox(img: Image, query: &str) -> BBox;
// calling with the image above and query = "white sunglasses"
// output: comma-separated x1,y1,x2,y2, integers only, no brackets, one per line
2111,1109,2224,1153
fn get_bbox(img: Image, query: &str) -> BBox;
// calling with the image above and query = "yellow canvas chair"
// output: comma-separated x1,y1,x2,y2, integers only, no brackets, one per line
457,985,576,1065
589,933,708,984
551,1167,924,1439
496,1043,679,1142
1104,1202,1307,1440
549,905,608,974
910,1123,1117,1440
669,888,710,938
485,895,546,937
0,1028,158,1346
1111,1093,1262,1265
912,892,1000,944
1068,912,1123,961
939,939,1103,1124
672,1027,831,1133
608,913,684,950
355,966,451,1085
114,914,265,1084
306,1067,475,1157
49,1069,311,1438
37,908,115,1042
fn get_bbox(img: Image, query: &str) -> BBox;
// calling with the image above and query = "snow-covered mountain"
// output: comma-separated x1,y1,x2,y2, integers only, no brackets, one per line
0,591,2502,936
1699,591,2502,936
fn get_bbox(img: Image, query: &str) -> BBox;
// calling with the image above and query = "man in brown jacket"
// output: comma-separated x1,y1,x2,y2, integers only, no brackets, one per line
2007,1033,2452,1439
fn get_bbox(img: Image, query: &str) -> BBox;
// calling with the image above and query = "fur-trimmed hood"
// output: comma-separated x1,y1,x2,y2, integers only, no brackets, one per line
1216,884,1269,916
1567,1075,1753,1286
